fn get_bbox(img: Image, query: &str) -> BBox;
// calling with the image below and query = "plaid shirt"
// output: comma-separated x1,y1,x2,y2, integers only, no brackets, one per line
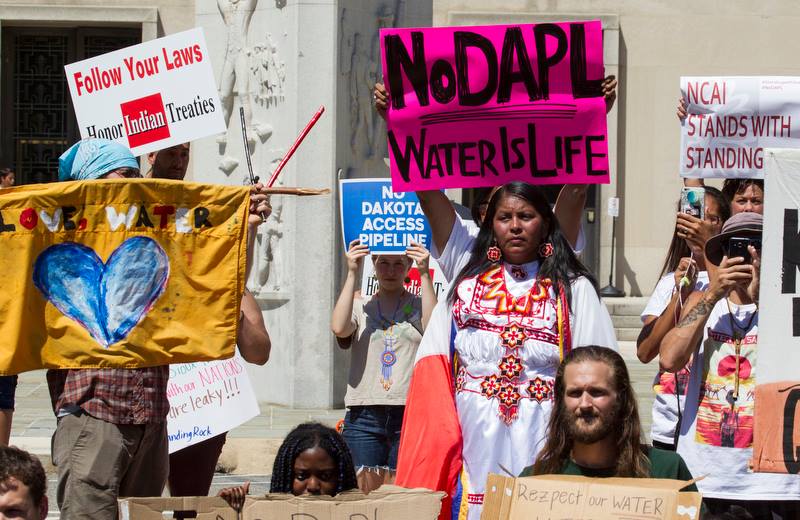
47,367,169,424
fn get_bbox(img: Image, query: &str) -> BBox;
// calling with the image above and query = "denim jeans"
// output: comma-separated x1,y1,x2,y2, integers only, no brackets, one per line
0,375,18,410
342,405,404,469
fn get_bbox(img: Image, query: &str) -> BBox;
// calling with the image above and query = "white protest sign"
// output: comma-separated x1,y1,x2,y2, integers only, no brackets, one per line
756,148,800,384
680,76,800,178
65,28,225,156
361,257,449,299
167,352,259,453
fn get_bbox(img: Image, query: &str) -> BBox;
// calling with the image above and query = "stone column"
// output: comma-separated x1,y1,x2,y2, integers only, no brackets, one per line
195,0,431,408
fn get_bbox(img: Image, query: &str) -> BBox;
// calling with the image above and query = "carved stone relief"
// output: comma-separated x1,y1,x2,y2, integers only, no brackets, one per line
338,2,400,162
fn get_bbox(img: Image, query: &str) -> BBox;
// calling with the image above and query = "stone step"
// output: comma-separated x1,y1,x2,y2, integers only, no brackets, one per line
612,314,644,329
602,296,649,316
615,327,641,342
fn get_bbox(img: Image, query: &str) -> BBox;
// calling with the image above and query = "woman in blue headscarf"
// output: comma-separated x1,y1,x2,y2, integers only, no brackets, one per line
58,138,141,181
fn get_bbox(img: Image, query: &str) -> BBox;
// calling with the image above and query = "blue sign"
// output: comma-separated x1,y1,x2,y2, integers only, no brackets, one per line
339,178,432,254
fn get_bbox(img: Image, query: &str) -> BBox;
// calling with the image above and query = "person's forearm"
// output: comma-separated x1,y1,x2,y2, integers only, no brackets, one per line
637,294,682,363
237,290,270,365
416,190,455,254
331,271,358,339
659,292,714,372
418,272,437,330
554,185,587,249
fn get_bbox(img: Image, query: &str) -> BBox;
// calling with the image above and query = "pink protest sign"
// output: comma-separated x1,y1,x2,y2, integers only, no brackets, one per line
380,21,609,192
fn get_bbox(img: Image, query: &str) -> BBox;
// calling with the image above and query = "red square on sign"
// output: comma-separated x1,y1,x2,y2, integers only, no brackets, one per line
120,93,170,148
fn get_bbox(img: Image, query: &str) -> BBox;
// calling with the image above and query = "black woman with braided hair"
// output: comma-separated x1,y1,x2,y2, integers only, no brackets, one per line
218,422,358,510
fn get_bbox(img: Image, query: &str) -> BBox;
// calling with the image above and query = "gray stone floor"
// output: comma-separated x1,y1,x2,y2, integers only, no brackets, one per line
11,340,659,518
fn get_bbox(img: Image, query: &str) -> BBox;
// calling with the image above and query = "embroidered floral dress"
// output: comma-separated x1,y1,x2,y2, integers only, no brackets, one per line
423,217,618,519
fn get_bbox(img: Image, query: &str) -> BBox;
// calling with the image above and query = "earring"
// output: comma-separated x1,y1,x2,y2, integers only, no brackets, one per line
487,239,502,263
538,242,554,258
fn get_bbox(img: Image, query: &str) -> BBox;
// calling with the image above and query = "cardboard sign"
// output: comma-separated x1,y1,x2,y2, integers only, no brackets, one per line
119,486,445,520
751,382,800,474
65,28,225,156
361,256,448,299
380,21,609,192
750,149,800,474
679,77,800,178
0,179,249,374
167,352,260,454
481,474,701,520
339,179,432,254
118,497,237,520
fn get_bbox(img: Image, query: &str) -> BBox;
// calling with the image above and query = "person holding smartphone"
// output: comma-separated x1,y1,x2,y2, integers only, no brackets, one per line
637,187,729,451
660,212,800,517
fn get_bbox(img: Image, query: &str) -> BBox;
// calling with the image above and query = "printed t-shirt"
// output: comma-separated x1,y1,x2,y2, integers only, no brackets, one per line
677,299,800,499
344,296,423,407
519,446,697,489
641,271,709,445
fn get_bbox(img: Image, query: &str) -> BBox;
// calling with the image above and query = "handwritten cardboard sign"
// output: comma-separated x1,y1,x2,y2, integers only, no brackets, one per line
65,28,225,156
0,179,249,374
679,77,800,178
167,352,260,453
339,179,432,254
119,486,445,520
380,21,609,192
750,149,800,474
482,474,701,520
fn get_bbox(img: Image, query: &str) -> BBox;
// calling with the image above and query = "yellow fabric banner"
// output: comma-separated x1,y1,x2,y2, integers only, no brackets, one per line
0,179,250,374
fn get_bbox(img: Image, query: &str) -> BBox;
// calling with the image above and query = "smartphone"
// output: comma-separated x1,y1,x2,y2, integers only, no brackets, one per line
727,237,762,263
680,187,705,220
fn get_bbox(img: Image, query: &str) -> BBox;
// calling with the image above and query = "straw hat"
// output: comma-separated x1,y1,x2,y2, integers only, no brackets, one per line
704,212,763,266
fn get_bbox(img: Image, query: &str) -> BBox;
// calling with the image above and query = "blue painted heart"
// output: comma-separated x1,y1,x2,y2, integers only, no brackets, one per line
33,236,170,347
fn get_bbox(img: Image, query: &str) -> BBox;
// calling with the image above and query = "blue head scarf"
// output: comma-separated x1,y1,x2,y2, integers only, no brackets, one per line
58,139,139,181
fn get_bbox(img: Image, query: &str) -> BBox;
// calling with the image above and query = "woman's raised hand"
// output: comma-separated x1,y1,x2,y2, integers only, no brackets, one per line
218,481,250,511
405,241,431,274
675,212,714,252
672,256,698,295
346,239,370,273
374,83,389,121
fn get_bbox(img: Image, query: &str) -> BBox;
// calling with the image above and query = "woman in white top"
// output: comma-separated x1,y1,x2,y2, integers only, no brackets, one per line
637,187,729,450
396,182,617,520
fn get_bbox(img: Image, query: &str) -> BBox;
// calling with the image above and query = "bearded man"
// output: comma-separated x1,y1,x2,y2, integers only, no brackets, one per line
521,346,695,482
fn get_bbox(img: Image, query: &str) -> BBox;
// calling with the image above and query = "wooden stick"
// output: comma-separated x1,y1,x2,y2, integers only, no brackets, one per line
261,187,331,196
267,105,325,187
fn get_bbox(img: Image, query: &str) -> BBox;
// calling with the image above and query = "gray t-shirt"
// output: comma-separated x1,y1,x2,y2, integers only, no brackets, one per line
344,296,423,407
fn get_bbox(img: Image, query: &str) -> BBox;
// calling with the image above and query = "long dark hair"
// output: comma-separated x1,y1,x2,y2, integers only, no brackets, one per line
533,346,650,477
658,186,730,278
448,182,596,309
270,422,357,495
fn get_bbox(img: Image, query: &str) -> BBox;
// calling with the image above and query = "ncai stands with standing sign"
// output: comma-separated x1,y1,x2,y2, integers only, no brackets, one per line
680,76,800,179
65,28,225,155
751,149,800,474
380,21,610,192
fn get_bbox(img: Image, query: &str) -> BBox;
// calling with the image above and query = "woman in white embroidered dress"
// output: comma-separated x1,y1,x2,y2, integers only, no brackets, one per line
396,182,617,520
